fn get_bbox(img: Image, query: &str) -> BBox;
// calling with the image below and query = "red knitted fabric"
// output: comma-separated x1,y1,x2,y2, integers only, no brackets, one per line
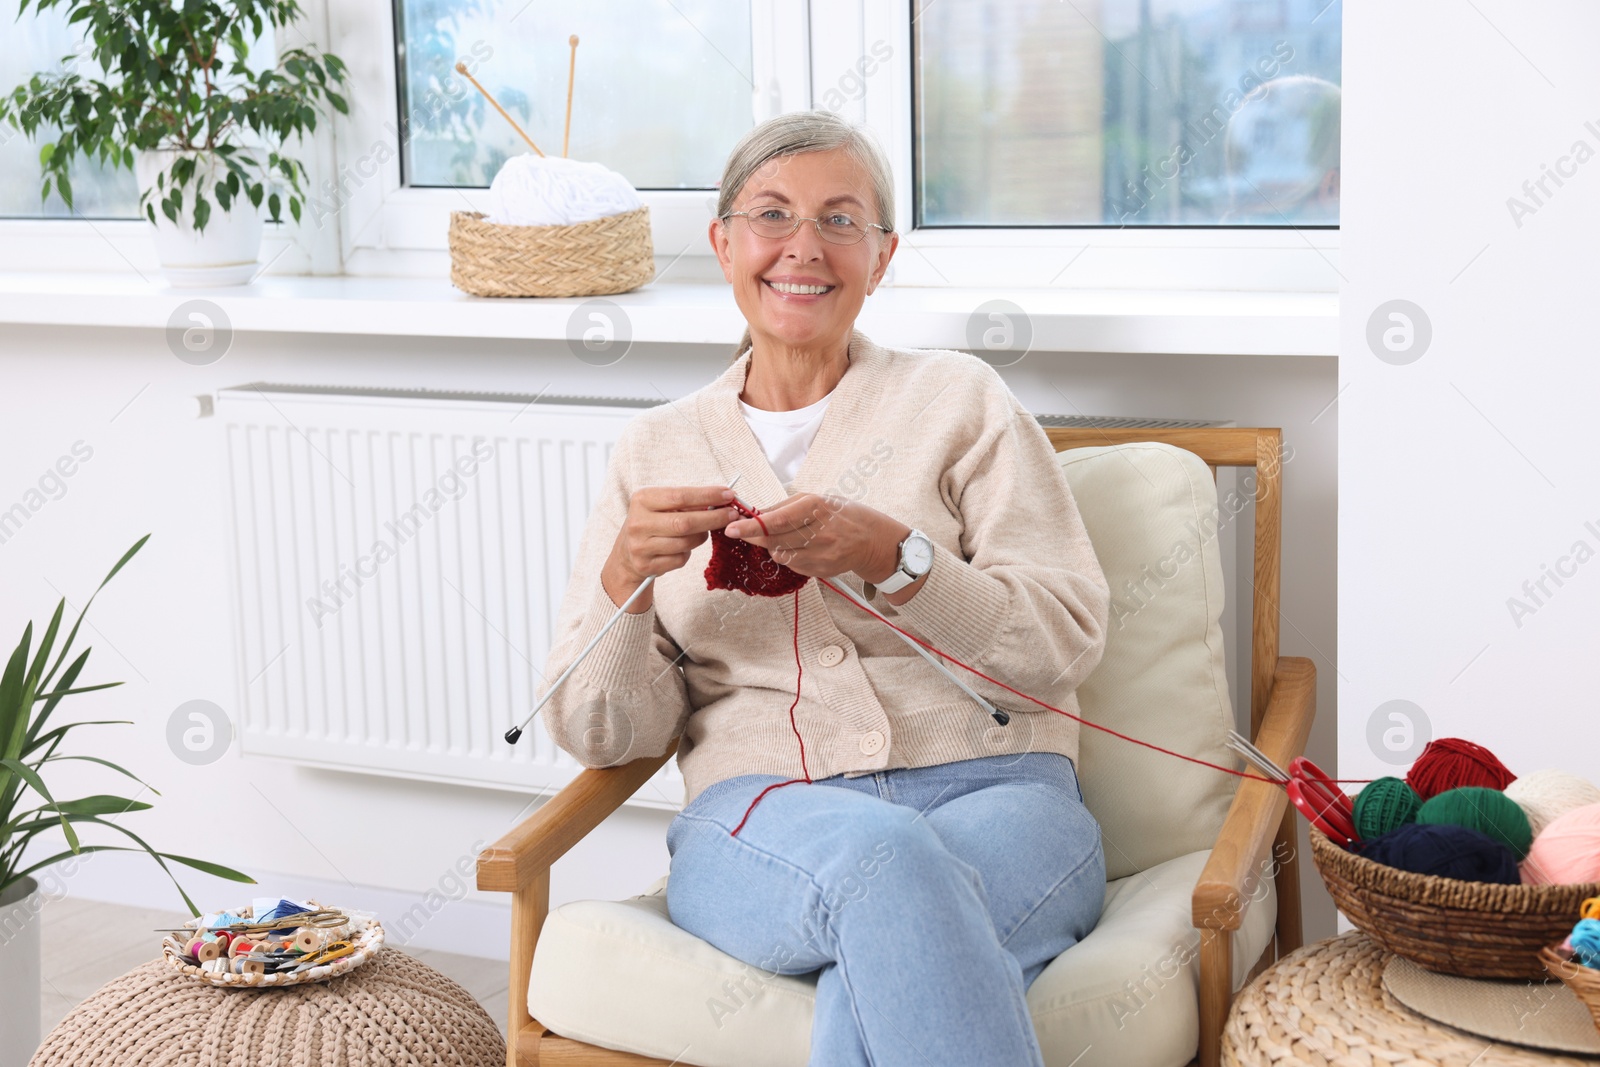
704,499,810,597
704,525,810,596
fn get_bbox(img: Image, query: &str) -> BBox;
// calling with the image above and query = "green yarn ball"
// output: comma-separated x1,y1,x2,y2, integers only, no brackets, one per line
1353,777,1422,840
1416,786,1533,859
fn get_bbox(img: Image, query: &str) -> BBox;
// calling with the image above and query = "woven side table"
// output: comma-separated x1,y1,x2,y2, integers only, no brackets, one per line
31,948,505,1066
1223,933,1595,1066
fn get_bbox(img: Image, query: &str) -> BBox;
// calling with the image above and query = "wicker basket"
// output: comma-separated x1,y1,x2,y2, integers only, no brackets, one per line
447,205,654,298
1540,945,1600,1034
1309,827,1600,979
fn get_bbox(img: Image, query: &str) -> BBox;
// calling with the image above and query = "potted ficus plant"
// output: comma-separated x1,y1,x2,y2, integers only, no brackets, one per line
0,536,253,1063
0,0,348,286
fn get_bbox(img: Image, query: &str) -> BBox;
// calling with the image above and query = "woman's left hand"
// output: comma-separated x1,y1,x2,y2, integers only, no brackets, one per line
725,494,907,583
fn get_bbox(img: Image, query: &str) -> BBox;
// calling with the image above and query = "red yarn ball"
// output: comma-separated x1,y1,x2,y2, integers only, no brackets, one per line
1405,737,1516,801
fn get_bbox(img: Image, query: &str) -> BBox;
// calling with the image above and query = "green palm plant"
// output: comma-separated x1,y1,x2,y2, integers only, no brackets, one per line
0,535,253,916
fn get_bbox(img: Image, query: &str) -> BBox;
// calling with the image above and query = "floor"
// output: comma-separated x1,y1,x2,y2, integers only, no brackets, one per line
37,897,509,1042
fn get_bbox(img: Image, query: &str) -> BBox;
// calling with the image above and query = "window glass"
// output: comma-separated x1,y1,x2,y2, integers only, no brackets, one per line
0,0,140,218
914,0,1341,226
396,0,754,188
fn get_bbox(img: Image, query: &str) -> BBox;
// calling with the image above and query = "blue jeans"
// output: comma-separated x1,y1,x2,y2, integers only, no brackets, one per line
665,752,1106,1067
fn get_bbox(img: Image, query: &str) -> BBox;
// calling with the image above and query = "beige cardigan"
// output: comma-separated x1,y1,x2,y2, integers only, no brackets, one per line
539,329,1110,806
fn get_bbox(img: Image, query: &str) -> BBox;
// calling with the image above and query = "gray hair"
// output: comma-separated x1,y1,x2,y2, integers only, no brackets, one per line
715,111,896,360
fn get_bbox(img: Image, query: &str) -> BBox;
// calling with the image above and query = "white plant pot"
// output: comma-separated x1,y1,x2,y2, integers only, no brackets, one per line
136,149,265,287
0,876,42,1067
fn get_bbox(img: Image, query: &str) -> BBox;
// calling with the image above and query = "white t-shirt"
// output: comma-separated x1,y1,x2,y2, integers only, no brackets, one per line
739,389,835,490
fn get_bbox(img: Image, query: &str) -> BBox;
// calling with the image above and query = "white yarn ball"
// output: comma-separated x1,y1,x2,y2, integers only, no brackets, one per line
485,154,642,228
1504,769,1600,837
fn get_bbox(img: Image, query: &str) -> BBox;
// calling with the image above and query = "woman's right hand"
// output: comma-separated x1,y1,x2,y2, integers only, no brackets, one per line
602,485,740,612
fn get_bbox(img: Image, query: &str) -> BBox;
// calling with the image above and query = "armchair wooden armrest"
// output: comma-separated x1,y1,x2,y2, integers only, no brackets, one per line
476,743,677,1067
1190,656,1316,1067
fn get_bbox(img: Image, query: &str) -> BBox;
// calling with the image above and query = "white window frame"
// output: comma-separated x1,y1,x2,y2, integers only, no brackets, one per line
837,0,1340,292
0,0,1339,292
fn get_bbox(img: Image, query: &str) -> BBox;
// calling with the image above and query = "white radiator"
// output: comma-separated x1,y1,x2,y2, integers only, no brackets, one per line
213,384,685,810
214,383,1224,810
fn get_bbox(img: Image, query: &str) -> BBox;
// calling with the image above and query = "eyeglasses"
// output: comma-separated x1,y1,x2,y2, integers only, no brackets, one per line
722,207,891,246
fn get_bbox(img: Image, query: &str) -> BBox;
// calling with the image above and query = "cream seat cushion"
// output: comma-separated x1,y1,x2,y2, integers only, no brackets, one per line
529,851,1276,1066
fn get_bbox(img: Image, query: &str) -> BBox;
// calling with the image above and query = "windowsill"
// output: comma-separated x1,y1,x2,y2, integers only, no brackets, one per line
0,272,1337,356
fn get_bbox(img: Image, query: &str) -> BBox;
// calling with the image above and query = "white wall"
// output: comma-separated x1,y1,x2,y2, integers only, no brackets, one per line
2,321,1338,955
1339,4,1599,787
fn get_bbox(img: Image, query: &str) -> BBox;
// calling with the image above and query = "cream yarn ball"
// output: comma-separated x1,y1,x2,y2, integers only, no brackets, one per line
1504,769,1600,837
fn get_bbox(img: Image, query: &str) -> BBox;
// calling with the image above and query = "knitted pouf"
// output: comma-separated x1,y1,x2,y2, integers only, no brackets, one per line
30,948,505,1066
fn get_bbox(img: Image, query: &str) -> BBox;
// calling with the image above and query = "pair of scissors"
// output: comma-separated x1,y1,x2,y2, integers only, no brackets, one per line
1285,757,1358,847
1582,897,1600,922
1225,731,1358,847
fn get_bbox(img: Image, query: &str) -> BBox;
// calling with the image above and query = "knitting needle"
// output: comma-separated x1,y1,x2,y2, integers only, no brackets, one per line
505,475,744,745
563,35,579,158
824,578,1010,727
454,61,546,158
722,485,1010,726
1225,729,1290,783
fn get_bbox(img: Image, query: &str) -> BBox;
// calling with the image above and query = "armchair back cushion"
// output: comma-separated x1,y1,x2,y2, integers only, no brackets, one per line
1056,443,1238,879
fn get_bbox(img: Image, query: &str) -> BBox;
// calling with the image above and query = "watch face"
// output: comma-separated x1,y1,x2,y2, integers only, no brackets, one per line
905,533,934,574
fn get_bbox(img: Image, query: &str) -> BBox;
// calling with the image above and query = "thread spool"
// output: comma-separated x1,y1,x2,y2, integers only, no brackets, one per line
1504,769,1600,837
1521,801,1600,886
293,929,326,954
1416,786,1533,859
228,938,255,959
193,938,223,963
1405,738,1516,800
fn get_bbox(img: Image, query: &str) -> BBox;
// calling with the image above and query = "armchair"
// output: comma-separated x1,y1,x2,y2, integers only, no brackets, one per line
478,427,1315,1067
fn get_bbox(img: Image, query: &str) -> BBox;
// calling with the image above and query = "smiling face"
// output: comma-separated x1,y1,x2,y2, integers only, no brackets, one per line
710,148,897,356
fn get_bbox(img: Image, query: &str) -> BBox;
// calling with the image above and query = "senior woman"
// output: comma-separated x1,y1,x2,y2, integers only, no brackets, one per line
540,110,1109,1066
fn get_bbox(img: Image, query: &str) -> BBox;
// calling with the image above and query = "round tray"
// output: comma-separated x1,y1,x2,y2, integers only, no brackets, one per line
1382,951,1600,1054
1309,826,1600,979
160,902,384,988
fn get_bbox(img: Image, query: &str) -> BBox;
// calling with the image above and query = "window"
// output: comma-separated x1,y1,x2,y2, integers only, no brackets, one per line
394,0,755,189
912,0,1341,227
0,0,139,218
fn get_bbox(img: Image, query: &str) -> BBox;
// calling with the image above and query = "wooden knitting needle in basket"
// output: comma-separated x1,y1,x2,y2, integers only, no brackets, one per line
563,35,579,158
505,475,744,745
454,61,546,157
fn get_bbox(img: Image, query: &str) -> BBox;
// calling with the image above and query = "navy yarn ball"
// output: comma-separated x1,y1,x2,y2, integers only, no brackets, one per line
1356,822,1521,884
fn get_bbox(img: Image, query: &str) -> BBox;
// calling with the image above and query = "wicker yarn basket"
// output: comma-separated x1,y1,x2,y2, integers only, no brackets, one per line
1309,827,1600,979
448,205,655,298
1541,946,1600,1034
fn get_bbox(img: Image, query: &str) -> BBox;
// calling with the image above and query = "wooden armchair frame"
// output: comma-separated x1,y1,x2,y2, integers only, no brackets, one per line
477,427,1316,1067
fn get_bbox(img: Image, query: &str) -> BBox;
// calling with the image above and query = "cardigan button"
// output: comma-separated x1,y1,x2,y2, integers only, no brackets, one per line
858,730,885,755
817,645,846,667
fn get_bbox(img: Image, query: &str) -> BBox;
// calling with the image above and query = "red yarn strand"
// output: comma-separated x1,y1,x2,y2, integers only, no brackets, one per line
729,587,811,837
812,577,1291,785
710,494,1356,836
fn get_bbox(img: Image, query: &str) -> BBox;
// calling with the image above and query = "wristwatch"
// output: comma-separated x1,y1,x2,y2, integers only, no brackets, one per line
875,528,934,594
